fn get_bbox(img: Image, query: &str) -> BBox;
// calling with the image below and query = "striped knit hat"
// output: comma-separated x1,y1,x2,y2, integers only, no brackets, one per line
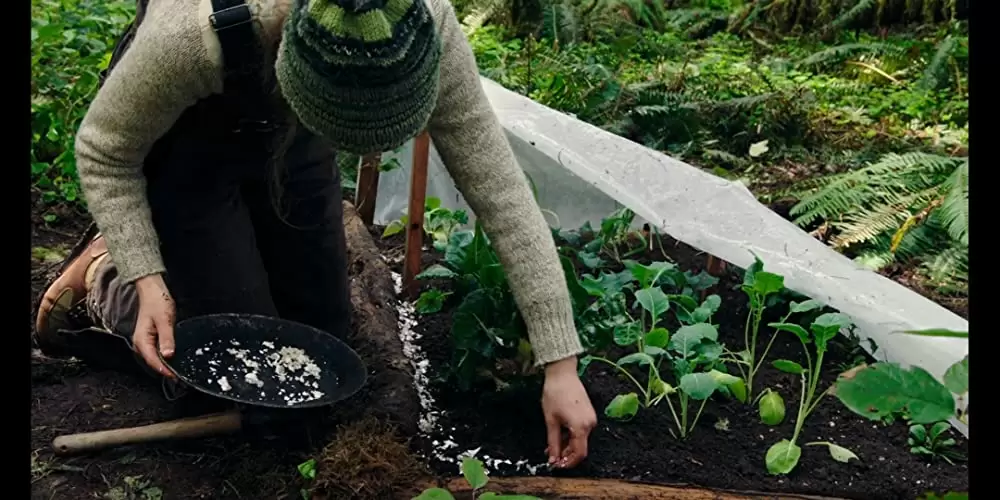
276,0,441,154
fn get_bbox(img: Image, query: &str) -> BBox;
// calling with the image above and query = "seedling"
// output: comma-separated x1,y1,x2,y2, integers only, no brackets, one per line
297,459,317,500
579,262,741,437
383,196,469,251
908,422,964,464
413,457,540,500
723,258,825,403
415,288,452,314
764,312,857,475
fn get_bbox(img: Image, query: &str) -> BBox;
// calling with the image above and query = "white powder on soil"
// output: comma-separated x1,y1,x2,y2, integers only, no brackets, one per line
389,268,547,476
193,338,325,405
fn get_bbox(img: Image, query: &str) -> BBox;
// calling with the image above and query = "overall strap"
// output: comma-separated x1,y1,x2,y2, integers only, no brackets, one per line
98,0,151,86
209,0,275,132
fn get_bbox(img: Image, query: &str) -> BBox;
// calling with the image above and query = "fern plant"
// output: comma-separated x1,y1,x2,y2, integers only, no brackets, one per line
789,152,968,293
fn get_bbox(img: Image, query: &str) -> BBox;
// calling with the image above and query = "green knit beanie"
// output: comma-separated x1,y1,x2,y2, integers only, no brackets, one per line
275,0,442,155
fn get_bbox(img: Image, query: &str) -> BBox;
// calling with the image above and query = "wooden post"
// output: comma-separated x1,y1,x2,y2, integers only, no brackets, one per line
402,132,430,299
702,254,727,302
354,152,382,226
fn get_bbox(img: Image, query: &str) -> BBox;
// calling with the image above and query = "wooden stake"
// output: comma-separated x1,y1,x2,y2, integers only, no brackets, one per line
402,132,430,299
354,152,382,226
702,254,727,302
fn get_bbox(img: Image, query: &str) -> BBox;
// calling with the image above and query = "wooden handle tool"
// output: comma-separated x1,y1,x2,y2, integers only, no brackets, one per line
51,410,242,456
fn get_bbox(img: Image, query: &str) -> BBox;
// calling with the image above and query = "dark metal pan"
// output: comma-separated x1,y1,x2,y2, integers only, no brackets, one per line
159,313,366,409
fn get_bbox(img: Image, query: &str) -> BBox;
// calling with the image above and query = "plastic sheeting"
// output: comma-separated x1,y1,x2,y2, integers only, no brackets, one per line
372,78,969,435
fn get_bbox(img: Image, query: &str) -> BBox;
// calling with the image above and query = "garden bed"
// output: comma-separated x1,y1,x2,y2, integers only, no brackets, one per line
374,219,969,500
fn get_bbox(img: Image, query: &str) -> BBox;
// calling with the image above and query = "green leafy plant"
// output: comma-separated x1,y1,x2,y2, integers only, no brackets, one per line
297,459,317,500
383,197,470,251
833,328,968,426
764,312,858,475
414,225,530,389
579,261,740,438
558,209,648,270
908,422,964,464
413,457,540,500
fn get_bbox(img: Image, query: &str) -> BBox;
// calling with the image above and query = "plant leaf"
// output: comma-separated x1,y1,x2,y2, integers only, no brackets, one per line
789,299,823,313
617,353,655,367
901,328,968,339
461,457,489,489
749,140,769,158
413,488,456,500
645,327,670,348
759,390,786,426
769,322,810,344
669,323,719,356
635,287,670,324
382,220,406,238
614,323,643,346
806,442,859,463
943,356,968,395
772,359,804,375
833,363,955,424
416,264,457,280
708,369,740,386
680,372,720,400
752,271,784,295
728,379,748,403
811,313,852,351
605,393,640,419
765,439,801,475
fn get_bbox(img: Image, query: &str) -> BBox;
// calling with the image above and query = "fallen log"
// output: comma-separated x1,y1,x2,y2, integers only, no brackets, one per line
342,200,420,436
410,476,848,500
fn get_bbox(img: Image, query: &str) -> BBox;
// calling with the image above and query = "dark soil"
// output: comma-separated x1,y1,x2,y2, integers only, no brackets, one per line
379,227,969,500
29,201,417,500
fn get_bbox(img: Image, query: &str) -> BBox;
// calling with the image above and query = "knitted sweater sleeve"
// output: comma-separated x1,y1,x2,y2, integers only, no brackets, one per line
426,0,584,366
74,1,221,284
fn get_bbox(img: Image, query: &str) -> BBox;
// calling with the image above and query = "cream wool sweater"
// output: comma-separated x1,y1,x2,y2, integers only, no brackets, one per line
74,0,583,365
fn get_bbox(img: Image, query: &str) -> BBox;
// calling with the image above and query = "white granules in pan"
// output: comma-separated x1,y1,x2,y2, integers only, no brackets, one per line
194,340,325,405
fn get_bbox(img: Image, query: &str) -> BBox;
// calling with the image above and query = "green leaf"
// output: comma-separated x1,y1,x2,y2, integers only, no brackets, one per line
806,442,859,464
634,287,670,324
772,359,804,375
578,355,595,376
694,342,723,364
943,356,968,395
617,353,655,367
297,459,317,480
901,328,968,339
560,256,590,313
461,457,489,489
769,323,810,344
625,260,675,288
614,323,643,346
728,379,748,403
644,346,668,356
578,251,603,269
605,393,640,419
413,488,456,500
752,271,784,295
701,294,722,312
742,255,765,287
645,327,670,348
652,379,676,396
669,323,719,356
833,363,956,424
909,424,927,441
765,439,801,475
667,294,699,311
811,313,852,348
929,421,951,439
789,299,823,313
382,219,406,238
759,390,786,426
680,372,720,400
708,369,740,386
416,264,457,280
415,289,451,314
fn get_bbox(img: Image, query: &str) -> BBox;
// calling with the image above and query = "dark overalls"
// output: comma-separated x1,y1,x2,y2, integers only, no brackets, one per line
53,0,351,376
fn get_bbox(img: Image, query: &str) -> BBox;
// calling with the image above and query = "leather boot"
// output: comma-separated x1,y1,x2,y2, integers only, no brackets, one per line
34,234,108,351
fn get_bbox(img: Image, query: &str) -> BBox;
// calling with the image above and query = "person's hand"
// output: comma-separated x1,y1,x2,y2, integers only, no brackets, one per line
541,356,597,468
133,274,177,378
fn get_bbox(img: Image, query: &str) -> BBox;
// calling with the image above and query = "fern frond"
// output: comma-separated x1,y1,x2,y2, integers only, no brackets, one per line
938,159,969,245
798,42,905,68
918,36,958,91
832,186,940,248
827,0,878,30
